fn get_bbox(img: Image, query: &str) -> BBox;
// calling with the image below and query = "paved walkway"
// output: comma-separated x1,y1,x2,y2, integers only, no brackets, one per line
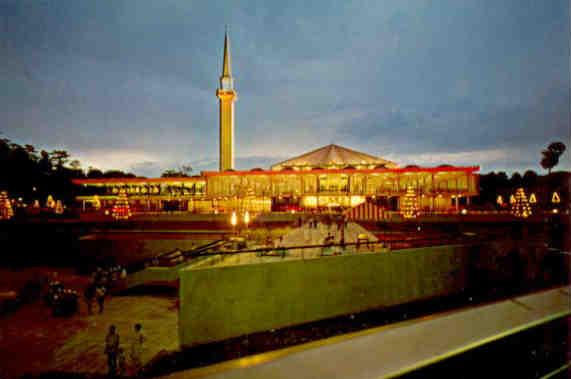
50,295,179,375
0,290,178,379
208,222,381,268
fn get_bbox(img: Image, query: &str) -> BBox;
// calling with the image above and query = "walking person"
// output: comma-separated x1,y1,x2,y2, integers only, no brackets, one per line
83,282,96,315
130,323,145,376
104,325,120,377
96,284,106,314
117,347,127,377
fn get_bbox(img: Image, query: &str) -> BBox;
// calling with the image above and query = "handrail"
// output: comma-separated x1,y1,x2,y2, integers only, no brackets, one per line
181,239,225,257
181,239,470,259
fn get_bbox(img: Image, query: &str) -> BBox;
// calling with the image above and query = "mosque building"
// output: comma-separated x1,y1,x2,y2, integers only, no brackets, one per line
73,32,479,215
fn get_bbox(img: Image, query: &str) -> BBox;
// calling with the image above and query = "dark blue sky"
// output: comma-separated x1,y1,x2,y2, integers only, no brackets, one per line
1,0,569,176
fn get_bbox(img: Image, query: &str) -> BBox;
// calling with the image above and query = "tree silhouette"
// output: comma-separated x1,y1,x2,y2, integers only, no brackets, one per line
522,170,538,188
50,150,70,170
541,142,566,174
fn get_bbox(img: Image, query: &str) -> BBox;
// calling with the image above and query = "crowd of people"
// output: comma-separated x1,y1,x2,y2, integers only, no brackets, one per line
40,269,149,377
104,323,146,377
45,274,79,317
84,265,127,315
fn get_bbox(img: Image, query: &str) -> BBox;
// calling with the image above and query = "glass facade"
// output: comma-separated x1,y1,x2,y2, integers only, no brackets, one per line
74,167,478,214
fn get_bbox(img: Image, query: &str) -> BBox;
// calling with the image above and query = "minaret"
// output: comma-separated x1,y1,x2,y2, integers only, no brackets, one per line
217,30,237,171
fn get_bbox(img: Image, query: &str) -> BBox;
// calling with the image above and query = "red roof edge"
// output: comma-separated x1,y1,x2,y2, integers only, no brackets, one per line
72,166,480,185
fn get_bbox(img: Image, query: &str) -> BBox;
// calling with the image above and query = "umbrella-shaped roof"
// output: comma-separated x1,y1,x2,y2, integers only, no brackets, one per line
270,144,398,170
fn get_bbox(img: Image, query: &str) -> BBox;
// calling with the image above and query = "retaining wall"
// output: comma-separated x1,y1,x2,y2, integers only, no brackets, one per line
179,244,473,347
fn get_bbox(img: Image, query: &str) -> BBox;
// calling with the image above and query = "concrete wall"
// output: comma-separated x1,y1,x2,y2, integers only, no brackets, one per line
126,266,180,288
179,245,472,347
125,254,234,289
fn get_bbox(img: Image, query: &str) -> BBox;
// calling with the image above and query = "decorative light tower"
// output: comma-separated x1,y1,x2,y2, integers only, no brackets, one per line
0,191,14,220
55,200,64,215
112,189,132,220
551,191,561,214
46,195,56,209
401,186,419,219
511,187,532,218
230,210,238,234
217,29,237,171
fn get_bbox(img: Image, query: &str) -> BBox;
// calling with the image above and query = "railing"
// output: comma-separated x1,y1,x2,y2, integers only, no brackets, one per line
178,237,470,260
127,231,476,272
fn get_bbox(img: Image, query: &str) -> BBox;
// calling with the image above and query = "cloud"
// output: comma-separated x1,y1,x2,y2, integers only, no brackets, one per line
73,149,160,173
0,0,568,177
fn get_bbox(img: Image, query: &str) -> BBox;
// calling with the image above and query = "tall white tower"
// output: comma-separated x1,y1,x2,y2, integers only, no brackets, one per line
216,31,237,171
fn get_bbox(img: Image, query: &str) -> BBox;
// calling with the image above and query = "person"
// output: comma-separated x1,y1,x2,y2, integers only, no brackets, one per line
84,282,96,315
117,347,126,377
120,267,127,280
130,323,145,375
95,284,106,314
104,325,120,377
93,267,103,286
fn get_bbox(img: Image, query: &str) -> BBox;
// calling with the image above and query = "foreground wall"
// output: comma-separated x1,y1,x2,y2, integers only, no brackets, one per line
179,244,473,347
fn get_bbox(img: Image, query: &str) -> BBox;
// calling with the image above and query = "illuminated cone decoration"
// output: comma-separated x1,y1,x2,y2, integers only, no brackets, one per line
529,193,537,204
55,200,64,214
552,192,560,204
0,191,14,220
511,188,531,218
112,189,131,220
401,186,418,219
496,195,504,206
92,195,101,210
46,195,56,208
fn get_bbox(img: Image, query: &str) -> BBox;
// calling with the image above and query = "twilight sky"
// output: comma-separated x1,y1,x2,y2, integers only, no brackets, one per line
1,0,569,176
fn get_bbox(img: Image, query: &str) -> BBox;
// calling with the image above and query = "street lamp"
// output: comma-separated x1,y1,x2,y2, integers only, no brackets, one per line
230,211,238,235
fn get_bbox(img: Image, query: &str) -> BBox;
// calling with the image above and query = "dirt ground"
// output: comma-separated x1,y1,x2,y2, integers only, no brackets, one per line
0,268,179,379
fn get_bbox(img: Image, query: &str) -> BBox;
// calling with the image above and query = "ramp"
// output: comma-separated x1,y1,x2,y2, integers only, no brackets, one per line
165,286,571,379
124,240,227,289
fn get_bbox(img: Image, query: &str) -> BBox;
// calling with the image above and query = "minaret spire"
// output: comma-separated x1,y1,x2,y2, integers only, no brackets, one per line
217,29,237,172
222,27,232,77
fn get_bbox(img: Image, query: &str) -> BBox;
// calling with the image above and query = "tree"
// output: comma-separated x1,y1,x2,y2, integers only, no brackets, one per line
38,150,52,174
522,170,538,188
180,164,193,176
69,160,81,170
50,150,70,170
509,172,522,188
161,164,193,178
541,141,567,174
24,144,37,160
102,170,137,178
87,167,104,178
161,169,186,178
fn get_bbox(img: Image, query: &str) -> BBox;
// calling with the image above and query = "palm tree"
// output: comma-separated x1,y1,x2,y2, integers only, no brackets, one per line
541,142,566,174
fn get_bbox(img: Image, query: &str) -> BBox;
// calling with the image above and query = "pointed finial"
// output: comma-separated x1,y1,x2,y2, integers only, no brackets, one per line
222,27,232,77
